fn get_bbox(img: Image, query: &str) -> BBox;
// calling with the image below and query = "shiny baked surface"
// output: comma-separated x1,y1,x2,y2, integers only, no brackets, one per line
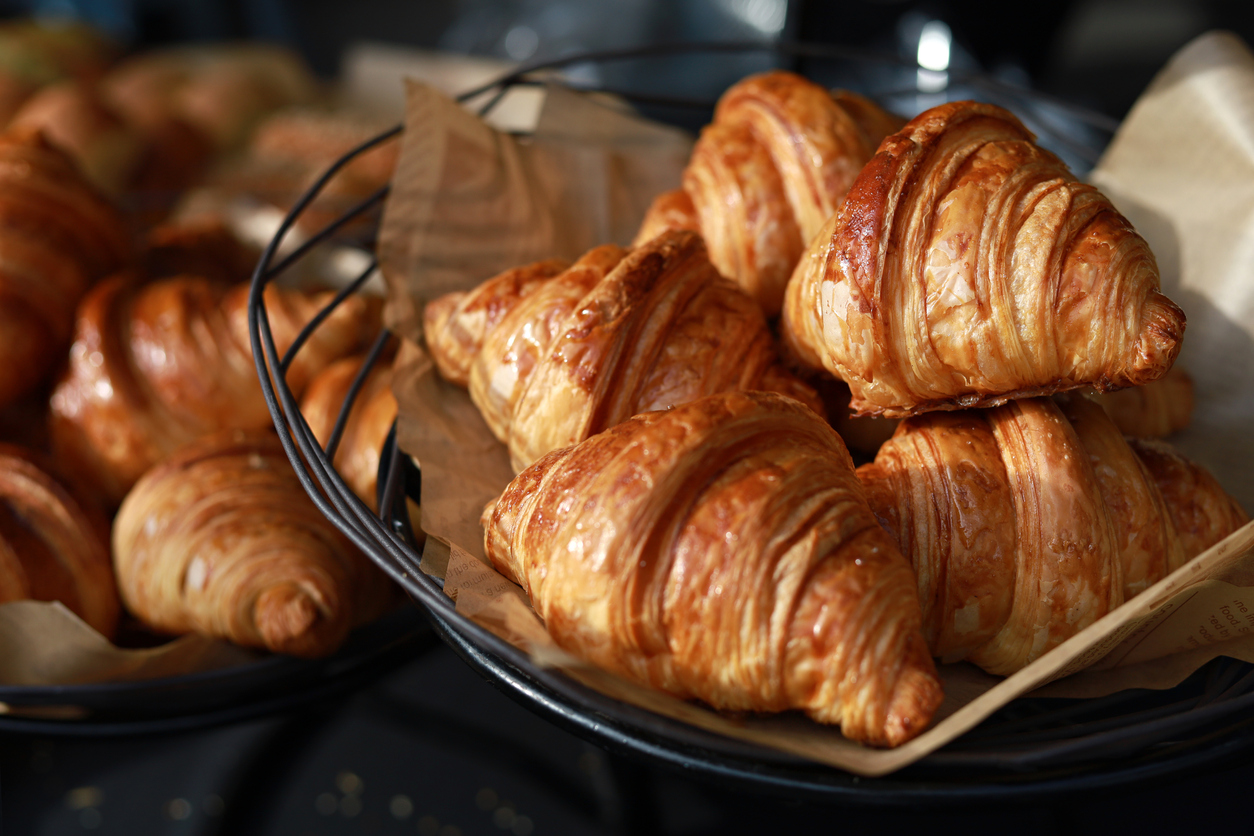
858,394,1247,675
425,230,819,473
484,390,943,747
113,429,394,658
782,100,1186,418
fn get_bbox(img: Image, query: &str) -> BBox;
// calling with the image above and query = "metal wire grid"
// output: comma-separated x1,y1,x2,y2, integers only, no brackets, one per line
246,41,1254,798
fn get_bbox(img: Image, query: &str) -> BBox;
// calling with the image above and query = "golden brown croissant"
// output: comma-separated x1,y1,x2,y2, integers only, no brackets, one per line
113,430,394,657
0,129,130,410
856,393,1247,675
0,443,118,638
425,230,822,472
100,44,318,154
484,390,943,747
138,217,260,285
9,80,146,197
1087,365,1194,438
300,353,398,511
49,274,380,507
782,100,1187,418
635,72,901,316
0,19,116,124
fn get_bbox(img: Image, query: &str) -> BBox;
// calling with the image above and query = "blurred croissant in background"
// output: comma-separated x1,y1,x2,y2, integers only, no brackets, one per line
425,230,820,473
0,129,130,411
300,352,398,512
50,274,381,506
0,444,118,638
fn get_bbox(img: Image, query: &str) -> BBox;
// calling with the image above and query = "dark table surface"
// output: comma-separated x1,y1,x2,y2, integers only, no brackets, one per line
4,617,1254,836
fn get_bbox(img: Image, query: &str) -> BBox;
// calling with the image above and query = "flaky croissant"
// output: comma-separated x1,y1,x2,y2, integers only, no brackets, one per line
50,274,380,506
782,100,1187,418
0,129,130,410
9,80,147,197
1088,365,1194,438
0,444,118,638
300,353,398,511
857,393,1247,675
635,72,901,316
113,430,394,657
484,390,943,747
425,230,821,473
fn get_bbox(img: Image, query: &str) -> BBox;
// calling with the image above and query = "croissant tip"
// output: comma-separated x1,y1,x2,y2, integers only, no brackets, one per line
255,582,345,658
880,669,945,748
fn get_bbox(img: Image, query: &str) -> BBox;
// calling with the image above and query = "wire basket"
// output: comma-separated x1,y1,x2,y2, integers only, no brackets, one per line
246,41,1254,803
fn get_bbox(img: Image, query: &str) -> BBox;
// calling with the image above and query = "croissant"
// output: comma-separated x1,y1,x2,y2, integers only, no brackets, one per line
0,443,118,638
856,393,1247,675
300,353,398,511
9,80,147,197
781,100,1187,418
635,72,901,316
138,217,259,285
425,230,822,473
1088,365,1194,438
50,274,380,506
113,430,394,657
484,390,943,747
0,129,130,410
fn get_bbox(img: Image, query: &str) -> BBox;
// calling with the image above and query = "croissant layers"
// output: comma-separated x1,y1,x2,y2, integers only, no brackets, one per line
635,71,901,316
0,129,130,409
300,353,398,511
425,230,821,473
484,391,943,747
50,274,380,506
113,430,394,657
857,394,1247,675
782,100,1186,417
0,444,118,638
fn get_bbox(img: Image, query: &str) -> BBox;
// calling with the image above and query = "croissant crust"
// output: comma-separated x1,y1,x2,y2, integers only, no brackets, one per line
0,444,118,638
50,274,380,506
484,390,943,747
425,230,821,473
782,100,1186,418
113,430,393,657
857,394,1247,674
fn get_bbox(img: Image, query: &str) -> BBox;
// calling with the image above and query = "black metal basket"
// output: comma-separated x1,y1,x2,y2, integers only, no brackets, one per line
246,41,1254,803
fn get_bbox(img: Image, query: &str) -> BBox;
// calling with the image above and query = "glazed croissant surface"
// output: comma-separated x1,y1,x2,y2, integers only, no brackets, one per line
782,100,1186,418
113,430,394,657
857,393,1247,675
635,72,901,316
425,229,821,473
50,273,380,506
0,443,118,638
484,390,943,747
0,128,130,410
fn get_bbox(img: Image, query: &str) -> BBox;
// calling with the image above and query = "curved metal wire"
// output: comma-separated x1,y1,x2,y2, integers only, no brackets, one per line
245,41,1254,795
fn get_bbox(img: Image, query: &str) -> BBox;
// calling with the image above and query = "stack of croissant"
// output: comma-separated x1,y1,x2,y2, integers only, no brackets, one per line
420,71,1249,747
0,24,402,661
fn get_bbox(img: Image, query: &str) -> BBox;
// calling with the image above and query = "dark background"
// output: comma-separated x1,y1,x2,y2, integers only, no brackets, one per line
4,1,1254,833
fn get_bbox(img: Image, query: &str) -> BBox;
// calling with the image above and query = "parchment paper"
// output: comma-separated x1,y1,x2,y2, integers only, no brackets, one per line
0,602,259,698
376,78,693,339
384,33,1254,775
